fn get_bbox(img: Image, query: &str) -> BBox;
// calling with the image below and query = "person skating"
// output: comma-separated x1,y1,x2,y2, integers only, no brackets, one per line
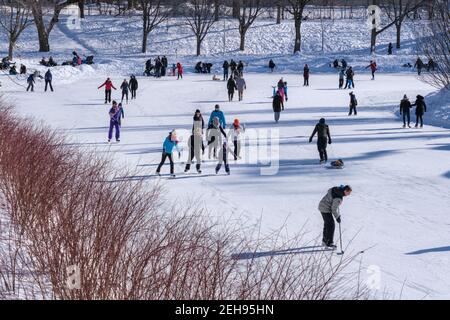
349,92,358,116
223,60,229,81
272,90,284,123
26,73,35,92
344,67,355,89
215,140,234,175
98,77,117,104
207,116,227,159
108,101,121,143
366,60,377,80
117,102,125,127
303,64,310,86
44,69,53,92
309,118,332,164
235,75,246,101
227,76,237,102
185,124,204,174
388,42,393,55
129,75,138,99
229,118,245,160
237,60,244,77
120,79,130,103
318,185,352,248
412,95,427,128
414,57,424,76
277,78,288,102
400,94,412,128
156,130,181,177
177,62,183,80
269,59,275,72
339,69,345,89
208,104,226,128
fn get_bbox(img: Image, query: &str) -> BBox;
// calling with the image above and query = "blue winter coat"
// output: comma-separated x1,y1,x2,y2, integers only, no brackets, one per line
163,136,180,154
208,110,226,128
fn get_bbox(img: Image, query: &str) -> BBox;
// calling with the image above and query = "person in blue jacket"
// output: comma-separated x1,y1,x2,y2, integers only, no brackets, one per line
156,130,181,177
208,104,226,128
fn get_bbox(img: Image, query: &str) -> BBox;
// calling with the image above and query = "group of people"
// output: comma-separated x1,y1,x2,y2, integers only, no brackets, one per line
414,57,435,76
399,94,427,128
272,78,288,122
156,105,245,177
226,74,246,102
195,61,213,74
39,56,58,67
26,69,53,92
223,59,245,81
98,76,139,104
145,55,169,77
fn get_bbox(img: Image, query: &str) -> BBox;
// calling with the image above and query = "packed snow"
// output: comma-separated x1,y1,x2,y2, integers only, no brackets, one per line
1,12,449,299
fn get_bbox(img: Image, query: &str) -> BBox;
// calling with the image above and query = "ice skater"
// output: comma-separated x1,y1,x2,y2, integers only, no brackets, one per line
309,118,332,164
400,94,412,128
349,91,358,116
108,101,121,143
98,78,117,104
156,130,181,177
120,79,129,103
412,95,427,128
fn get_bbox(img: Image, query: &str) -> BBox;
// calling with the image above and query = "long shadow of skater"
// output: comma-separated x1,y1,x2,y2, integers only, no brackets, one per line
232,246,333,260
406,246,450,255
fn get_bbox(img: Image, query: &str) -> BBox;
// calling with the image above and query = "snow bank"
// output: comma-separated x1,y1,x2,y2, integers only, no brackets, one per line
424,89,450,129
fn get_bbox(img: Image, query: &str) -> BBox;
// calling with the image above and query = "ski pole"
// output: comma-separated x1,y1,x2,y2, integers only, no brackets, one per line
338,222,344,255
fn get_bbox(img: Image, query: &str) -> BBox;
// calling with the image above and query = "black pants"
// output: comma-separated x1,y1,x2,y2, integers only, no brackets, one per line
26,82,34,92
156,152,174,174
304,77,309,86
349,104,357,115
121,91,128,102
321,212,335,246
45,80,53,92
317,137,328,162
228,92,234,101
416,114,424,127
402,112,411,126
233,139,240,160
105,89,112,103
131,89,137,99
339,79,344,89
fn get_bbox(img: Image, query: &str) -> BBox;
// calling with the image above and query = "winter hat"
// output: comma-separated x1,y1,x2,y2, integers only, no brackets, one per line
403,94,408,99
195,109,201,113
170,130,177,137
215,104,220,110
319,118,325,124
233,119,240,126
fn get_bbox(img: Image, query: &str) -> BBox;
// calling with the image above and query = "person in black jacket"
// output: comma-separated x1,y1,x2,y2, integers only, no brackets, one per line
223,60,229,81
349,91,358,116
309,118,332,163
269,59,275,72
399,94,412,128
227,76,237,102
272,90,284,123
303,64,310,86
192,109,205,132
412,95,427,128
44,69,53,92
129,75,138,99
120,79,129,103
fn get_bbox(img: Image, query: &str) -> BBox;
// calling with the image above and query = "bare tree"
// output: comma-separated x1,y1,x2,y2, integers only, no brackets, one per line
422,0,450,89
237,0,263,51
185,0,216,56
285,0,312,53
139,0,168,53
369,0,425,53
0,0,33,59
214,0,220,21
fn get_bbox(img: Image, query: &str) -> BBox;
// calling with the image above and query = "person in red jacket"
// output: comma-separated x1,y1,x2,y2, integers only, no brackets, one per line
366,60,377,80
177,62,183,80
98,77,117,104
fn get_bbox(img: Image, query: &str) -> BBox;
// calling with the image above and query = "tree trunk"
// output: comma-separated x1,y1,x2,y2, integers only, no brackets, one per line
214,0,219,21
232,0,239,18
79,0,85,18
276,5,281,24
396,23,401,49
196,37,201,56
8,40,15,60
142,16,148,53
35,19,50,52
293,14,302,53
371,28,377,53
239,29,246,51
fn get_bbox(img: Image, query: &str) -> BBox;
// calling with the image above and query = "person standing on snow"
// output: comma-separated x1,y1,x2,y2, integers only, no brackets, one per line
26,73,35,92
411,95,427,128
237,60,244,77
223,60,229,81
207,116,227,159
414,57,424,76
272,90,284,123
129,75,138,100
156,130,181,177
108,101,121,143
400,94,412,128
388,42,393,55
303,64,310,86
120,79,130,103
366,60,377,80
229,59,237,75
98,77,116,104
339,69,345,89
235,75,246,101
349,92,358,116
44,69,53,92
185,124,204,174
309,118,332,164
269,59,275,72
117,102,125,127
227,76,238,102
208,104,226,128
229,119,245,160
177,62,183,80
318,185,352,249
344,67,355,89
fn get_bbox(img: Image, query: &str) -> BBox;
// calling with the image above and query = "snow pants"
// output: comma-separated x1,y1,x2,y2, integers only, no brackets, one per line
317,137,328,162
105,89,112,103
108,120,120,140
321,212,335,246
156,152,174,174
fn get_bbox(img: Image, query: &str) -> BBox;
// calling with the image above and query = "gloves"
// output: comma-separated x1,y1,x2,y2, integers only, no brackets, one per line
328,139,332,145
309,138,312,143
336,216,341,224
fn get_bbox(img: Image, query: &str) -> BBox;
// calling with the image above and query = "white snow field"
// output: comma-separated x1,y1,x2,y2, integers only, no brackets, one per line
1,13,450,299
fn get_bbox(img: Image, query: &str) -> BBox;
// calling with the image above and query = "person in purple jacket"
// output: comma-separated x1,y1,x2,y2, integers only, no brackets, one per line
108,101,121,143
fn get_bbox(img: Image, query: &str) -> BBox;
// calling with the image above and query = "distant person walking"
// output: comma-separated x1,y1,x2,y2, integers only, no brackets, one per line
235,75,246,101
